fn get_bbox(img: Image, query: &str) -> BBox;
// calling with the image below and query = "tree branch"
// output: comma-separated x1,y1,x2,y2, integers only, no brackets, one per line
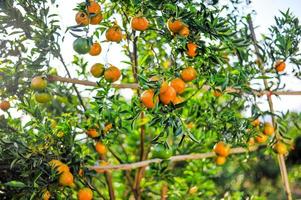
89,146,258,171
58,54,87,112
100,154,115,200
247,16,292,200
47,75,301,95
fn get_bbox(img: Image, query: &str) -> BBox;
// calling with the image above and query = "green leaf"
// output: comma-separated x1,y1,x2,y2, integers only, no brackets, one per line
4,181,26,188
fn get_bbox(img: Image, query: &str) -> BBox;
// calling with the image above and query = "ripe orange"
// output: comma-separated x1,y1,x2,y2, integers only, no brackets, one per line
213,90,222,97
104,123,113,133
89,42,101,56
275,60,286,72
0,100,10,111
31,76,47,90
215,156,226,165
251,118,260,126
274,142,288,155
159,86,176,105
90,13,103,25
104,66,121,82
57,164,70,174
186,42,198,57
75,12,89,26
95,142,107,155
167,19,184,33
181,67,197,82
188,186,198,194
59,171,74,187
49,160,69,174
172,96,184,105
131,17,149,31
106,25,123,42
86,128,99,138
263,122,274,136
90,63,105,78
170,78,186,94
159,81,169,94
140,89,157,109
42,190,51,200
255,133,268,143
49,159,62,168
78,188,93,200
179,26,189,37
214,142,230,157
87,1,101,14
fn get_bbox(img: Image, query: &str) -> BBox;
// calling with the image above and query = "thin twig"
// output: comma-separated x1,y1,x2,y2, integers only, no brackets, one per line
247,16,292,200
160,182,168,200
100,154,115,200
58,54,87,112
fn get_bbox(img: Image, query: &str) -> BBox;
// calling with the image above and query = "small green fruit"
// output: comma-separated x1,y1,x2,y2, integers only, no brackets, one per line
35,92,51,103
152,144,172,159
73,37,90,54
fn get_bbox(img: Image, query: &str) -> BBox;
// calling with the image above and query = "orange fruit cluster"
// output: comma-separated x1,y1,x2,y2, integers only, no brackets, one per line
140,67,198,109
213,142,231,165
48,160,74,187
140,74,191,109
89,64,121,83
31,76,51,104
249,119,287,155
167,19,190,37
75,1,102,26
254,122,273,144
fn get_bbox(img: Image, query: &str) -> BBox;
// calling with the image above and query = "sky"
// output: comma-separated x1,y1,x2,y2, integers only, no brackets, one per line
1,0,301,118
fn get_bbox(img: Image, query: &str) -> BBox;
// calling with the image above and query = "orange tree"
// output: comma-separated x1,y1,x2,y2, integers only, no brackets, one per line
1,0,301,199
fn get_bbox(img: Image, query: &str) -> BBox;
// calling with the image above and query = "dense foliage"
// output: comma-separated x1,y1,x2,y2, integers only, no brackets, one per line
0,0,301,199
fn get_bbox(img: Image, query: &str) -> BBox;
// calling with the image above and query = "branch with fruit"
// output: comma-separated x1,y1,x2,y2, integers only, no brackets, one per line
46,75,301,96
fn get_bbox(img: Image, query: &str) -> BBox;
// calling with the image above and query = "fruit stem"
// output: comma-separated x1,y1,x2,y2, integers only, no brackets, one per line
247,15,292,200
